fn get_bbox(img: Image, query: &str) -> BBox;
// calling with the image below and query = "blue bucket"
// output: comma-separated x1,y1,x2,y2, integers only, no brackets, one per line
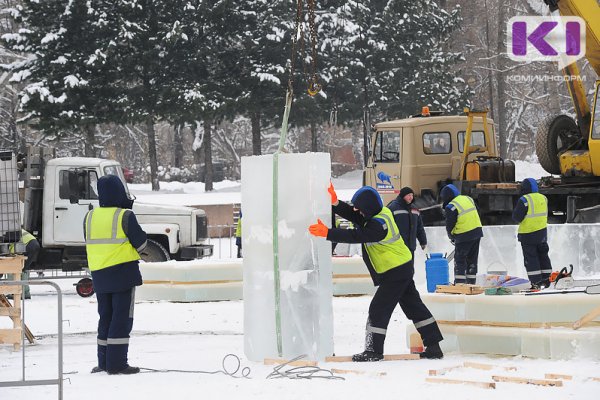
425,253,450,293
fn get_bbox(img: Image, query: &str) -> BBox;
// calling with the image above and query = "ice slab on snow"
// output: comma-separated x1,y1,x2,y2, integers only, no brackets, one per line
408,293,600,359
242,153,333,361
410,224,600,282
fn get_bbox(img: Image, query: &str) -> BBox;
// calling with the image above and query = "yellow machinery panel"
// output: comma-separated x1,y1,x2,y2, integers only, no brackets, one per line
560,150,593,175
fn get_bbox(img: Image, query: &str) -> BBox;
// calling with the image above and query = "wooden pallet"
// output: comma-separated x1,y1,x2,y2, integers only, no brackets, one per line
0,256,31,350
435,284,485,295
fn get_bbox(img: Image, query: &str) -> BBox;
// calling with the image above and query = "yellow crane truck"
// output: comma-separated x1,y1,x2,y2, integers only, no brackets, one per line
365,0,600,225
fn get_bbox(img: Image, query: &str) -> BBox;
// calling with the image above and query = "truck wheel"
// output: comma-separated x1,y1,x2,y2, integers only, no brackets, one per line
535,115,581,174
140,239,170,263
75,278,94,298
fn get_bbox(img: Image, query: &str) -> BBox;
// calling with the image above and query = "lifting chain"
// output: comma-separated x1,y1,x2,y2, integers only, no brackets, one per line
287,0,320,97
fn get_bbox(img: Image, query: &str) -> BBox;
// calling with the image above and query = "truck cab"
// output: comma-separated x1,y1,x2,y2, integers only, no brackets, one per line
365,113,498,206
23,148,213,271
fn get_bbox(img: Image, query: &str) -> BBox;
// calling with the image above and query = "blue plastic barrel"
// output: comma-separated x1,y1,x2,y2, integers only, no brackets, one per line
425,253,450,293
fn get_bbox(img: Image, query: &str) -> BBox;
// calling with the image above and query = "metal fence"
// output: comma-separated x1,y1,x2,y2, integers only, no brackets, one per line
207,224,237,259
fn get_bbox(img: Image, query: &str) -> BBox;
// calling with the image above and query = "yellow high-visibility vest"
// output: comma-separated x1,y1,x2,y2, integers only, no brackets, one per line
449,195,482,234
84,208,140,271
364,207,412,273
518,193,548,234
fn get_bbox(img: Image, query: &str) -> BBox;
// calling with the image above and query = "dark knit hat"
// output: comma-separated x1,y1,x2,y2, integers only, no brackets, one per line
399,187,414,199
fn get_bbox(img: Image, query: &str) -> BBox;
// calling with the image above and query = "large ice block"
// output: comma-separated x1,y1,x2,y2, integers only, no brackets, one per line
411,224,600,284
242,153,333,362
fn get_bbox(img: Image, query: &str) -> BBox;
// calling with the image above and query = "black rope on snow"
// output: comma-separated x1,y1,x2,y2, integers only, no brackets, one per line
139,353,251,378
266,355,345,381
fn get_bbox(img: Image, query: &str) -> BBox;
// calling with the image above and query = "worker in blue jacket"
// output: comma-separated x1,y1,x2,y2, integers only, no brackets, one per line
84,175,147,375
309,184,443,361
512,178,552,287
388,186,427,257
440,184,483,284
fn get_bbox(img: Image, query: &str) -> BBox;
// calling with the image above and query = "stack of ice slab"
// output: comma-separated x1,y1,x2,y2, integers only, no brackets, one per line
136,259,243,302
242,153,333,362
0,150,21,251
136,256,372,302
408,293,600,360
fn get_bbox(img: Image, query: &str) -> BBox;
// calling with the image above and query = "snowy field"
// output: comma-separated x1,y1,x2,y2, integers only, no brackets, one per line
2,161,599,399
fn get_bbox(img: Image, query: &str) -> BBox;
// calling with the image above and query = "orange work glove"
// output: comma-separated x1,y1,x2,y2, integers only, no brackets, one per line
308,219,329,238
328,181,338,205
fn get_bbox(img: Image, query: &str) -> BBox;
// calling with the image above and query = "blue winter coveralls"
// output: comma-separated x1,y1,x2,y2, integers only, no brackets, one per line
441,184,483,284
326,187,443,358
512,178,552,286
84,175,147,374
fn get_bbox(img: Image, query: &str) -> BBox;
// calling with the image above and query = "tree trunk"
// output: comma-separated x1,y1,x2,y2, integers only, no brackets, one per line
361,75,371,167
146,118,160,191
251,111,261,156
174,124,184,168
204,119,214,192
495,2,507,159
84,124,96,157
484,0,495,121
310,120,318,152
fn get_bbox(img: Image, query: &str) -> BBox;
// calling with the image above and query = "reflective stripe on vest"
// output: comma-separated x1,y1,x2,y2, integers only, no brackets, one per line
518,193,548,234
364,207,412,274
449,195,482,235
85,208,140,271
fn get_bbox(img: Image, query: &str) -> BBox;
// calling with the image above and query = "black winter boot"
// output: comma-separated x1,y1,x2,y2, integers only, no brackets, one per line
352,351,383,362
108,365,140,375
420,343,443,359
91,366,105,373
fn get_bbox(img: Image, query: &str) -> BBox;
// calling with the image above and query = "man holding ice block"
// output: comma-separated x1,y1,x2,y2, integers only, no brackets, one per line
512,178,552,287
309,184,443,361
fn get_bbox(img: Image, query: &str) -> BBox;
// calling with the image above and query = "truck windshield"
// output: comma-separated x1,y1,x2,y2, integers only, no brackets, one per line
103,165,131,196
594,87,600,140
373,131,401,162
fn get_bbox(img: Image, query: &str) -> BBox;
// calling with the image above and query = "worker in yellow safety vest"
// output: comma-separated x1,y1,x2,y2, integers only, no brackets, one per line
5,229,40,299
440,184,483,284
85,175,147,375
235,211,242,258
512,178,552,287
309,184,443,361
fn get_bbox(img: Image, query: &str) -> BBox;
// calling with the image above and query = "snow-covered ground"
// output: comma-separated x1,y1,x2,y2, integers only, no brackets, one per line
2,161,598,399
2,281,599,400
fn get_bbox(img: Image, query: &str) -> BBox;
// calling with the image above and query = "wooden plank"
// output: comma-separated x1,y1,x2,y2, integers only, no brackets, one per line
333,274,371,279
435,284,484,295
573,305,600,330
331,368,386,376
463,361,517,371
0,307,20,317
428,365,462,376
0,328,22,344
545,373,572,380
409,332,424,353
0,285,22,295
325,353,420,362
491,375,562,387
588,377,600,382
438,320,600,329
0,256,25,274
426,377,496,389
263,358,318,367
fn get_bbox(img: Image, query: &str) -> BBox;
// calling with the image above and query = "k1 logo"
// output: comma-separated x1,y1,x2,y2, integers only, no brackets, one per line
507,16,586,69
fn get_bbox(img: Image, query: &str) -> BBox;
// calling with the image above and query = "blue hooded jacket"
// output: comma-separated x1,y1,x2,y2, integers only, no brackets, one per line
512,178,547,244
327,186,414,285
85,175,147,293
441,184,483,243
